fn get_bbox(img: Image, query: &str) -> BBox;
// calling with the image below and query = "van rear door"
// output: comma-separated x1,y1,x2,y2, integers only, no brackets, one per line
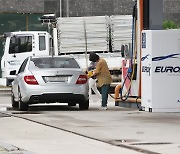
4,34,35,77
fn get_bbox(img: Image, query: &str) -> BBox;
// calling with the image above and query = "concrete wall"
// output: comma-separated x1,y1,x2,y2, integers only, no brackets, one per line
0,0,45,13
0,0,133,16
0,0,179,23
163,0,180,24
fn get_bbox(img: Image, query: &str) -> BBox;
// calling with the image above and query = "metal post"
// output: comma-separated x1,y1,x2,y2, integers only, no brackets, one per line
60,0,62,17
67,0,69,17
26,15,29,31
83,18,88,69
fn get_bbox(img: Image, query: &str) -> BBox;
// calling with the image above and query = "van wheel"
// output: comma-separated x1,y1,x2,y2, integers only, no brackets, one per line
79,100,89,110
18,89,28,111
11,91,18,108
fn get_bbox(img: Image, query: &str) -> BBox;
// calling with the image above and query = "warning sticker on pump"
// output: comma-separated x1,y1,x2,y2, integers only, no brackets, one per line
142,33,146,48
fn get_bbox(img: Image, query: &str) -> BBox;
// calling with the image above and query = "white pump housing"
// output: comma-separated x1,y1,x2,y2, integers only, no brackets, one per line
141,29,180,112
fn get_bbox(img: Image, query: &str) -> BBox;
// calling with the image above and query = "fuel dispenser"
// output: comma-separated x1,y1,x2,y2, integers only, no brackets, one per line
141,30,180,112
114,0,180,113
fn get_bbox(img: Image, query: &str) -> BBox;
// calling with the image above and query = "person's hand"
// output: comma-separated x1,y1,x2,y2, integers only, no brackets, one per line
87,71,93,78
92,71,96,76
91,75,96,79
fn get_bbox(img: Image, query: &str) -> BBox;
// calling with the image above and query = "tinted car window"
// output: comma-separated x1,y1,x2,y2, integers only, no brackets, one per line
18,58,28,74
29,57,80,69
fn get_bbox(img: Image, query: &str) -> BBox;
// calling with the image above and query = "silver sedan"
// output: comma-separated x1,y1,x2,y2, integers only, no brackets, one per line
11,56,89,111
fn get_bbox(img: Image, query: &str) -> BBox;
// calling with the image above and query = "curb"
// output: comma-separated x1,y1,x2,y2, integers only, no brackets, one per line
0,87,11,96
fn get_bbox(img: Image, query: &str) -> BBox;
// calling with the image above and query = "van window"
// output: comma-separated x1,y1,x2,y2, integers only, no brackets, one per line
39,36,46,51
9,36,32,54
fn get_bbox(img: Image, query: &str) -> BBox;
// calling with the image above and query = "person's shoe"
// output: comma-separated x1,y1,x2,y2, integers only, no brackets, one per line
98,106,107,110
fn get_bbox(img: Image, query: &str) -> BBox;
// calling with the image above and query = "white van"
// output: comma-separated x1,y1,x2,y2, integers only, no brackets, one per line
1,31,51,85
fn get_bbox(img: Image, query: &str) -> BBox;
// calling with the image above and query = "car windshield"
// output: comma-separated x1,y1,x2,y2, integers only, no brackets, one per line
29,57,80,69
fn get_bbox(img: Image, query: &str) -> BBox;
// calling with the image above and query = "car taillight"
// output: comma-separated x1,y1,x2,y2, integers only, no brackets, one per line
24,75,39,85
76,75,87,84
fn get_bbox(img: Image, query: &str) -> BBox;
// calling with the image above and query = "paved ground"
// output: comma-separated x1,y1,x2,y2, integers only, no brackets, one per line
0,87,140,154
0,87,180,154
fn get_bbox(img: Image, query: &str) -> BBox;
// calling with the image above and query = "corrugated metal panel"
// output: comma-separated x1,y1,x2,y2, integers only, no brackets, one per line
110,15,132,51
57,16,109,53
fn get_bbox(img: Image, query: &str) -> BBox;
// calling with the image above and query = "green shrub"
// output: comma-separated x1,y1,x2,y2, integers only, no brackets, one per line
163,20,180,29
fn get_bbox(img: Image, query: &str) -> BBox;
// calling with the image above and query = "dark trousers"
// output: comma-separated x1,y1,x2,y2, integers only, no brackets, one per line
101,84,110,107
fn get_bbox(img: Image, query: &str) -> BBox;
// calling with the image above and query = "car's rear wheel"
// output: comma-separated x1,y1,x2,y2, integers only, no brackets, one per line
79,99,89,110
68,102,76,106
18,89,28,111
11,91,18,108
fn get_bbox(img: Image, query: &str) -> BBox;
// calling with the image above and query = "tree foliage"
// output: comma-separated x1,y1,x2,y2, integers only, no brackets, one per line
163,20,180,29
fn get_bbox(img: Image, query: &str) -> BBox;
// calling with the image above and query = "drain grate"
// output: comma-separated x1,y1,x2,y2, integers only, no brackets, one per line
131,142,172,145
0,113,11,118
11,111,40,115
108,139,139,145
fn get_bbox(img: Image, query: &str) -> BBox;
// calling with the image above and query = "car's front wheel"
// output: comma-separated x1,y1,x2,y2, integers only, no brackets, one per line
18,89,28,111
79,99,89,110
11,91,18,108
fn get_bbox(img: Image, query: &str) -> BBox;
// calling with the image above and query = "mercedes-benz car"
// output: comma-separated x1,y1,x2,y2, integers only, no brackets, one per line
11,56,89,111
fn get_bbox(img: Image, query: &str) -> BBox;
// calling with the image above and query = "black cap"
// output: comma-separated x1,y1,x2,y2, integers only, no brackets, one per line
89,52,99,62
